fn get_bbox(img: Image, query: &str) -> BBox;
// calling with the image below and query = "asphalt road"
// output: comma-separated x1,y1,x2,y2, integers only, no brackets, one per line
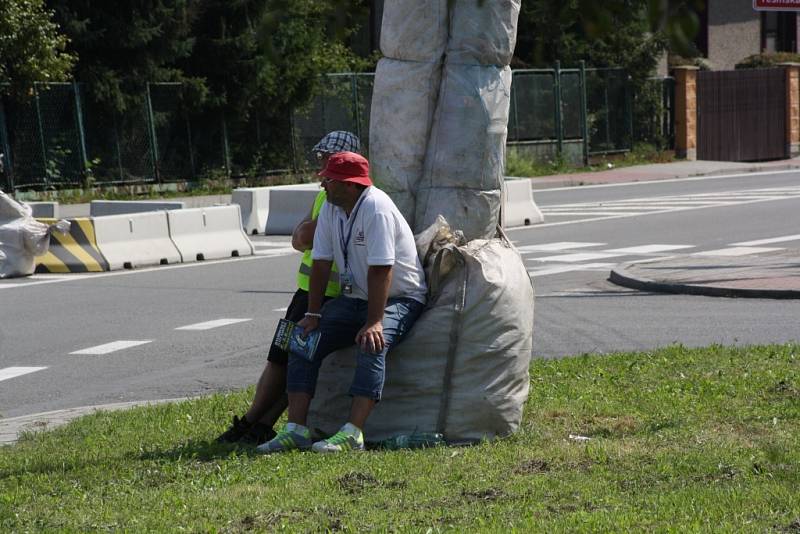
2,170,800,419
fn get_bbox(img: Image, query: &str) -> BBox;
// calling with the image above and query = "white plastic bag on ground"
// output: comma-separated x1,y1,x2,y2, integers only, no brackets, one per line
307,227,534,444
380,0,448,62
369,57,442,225
447,0,521,66
0,190,54,278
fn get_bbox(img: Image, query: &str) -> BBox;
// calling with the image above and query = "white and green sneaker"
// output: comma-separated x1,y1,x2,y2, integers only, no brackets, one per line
312,423,365,453
255,422,311,454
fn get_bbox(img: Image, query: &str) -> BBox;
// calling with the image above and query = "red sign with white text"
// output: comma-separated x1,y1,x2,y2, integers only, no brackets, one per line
754,0,800,10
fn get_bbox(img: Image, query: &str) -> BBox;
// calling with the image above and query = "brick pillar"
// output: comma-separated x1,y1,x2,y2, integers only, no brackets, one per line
673,66,698,161
780,63,800,157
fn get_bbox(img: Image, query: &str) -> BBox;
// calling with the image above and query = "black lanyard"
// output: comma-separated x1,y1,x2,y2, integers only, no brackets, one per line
338,193,367,271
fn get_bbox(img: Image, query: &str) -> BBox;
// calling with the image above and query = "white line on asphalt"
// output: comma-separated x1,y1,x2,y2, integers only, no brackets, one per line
528,263,616,277
693,246,784,257
253,247,297,257
175,318,252,331
0,253,285,290
540,211,649,217
508,193,800,232
70,340,153,355
273,307,288,312
0,367,48,383
605,244,695,254
516,242,605,253
731,234,800,246
528,252,625,263
251,241,291,248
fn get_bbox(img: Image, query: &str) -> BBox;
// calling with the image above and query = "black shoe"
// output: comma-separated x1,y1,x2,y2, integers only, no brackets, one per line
216,415,253,443
240,423,277,445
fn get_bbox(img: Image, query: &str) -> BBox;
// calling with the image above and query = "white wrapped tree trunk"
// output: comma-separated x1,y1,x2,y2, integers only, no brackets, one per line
380,0,448,62
369,58,442,223
415,64,512,240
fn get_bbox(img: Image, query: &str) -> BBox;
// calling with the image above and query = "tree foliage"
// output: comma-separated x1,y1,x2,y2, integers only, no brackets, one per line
0,0,75,96
47,0,201,112
515,0,667,85
46,0,370,116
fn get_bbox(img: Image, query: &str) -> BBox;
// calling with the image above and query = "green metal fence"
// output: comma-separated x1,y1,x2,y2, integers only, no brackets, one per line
0,69,674,191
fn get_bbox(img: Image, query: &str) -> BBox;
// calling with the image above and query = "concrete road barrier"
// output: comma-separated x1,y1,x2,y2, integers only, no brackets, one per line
231,188,270,235
264,184,320,235
167,205,254,262
90,200,185,217
93,211,181,270
34,217,109,273
26,202,59,218
502,178,544,227
232,183,320,235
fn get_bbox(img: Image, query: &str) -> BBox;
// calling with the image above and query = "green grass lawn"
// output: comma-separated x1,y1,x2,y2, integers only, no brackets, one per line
2,344,799,532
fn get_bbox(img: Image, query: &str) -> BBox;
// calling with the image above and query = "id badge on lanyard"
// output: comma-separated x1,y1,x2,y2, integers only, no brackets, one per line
339,195,366,296
340,271,354,295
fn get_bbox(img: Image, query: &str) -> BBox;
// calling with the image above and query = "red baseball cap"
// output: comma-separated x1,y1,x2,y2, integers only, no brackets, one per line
319,151,373,187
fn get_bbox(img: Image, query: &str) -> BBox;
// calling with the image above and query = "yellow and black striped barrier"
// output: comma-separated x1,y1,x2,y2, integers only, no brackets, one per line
35,218,109,273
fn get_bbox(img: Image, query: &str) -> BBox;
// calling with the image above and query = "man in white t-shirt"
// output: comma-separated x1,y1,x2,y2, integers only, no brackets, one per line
257,151,427,454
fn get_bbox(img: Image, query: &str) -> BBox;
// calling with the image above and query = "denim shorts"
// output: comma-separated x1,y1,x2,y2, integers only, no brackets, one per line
286,296,424,400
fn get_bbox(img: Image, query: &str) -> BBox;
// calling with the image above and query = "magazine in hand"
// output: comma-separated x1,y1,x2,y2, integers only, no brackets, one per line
272,318,320,362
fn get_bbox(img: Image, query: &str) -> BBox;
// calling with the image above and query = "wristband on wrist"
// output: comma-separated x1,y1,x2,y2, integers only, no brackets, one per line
304,312,322,319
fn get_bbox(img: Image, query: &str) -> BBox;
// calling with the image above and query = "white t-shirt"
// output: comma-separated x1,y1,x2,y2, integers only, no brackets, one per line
312,186,427,304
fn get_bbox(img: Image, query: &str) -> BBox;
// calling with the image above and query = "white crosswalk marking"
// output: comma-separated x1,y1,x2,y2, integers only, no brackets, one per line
516,242,605,253
70,340,153,355
528,263,616,277
529,251,626,263
731,234,800,247
693,247,784,257
0,366,47,383
541,185,800,220
175,318,252,331
606,245,695,254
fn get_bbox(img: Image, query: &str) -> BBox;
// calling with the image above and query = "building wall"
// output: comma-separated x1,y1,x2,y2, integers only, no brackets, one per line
707,0,761,70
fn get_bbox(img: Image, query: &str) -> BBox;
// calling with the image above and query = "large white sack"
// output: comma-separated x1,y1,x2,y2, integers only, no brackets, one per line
415,64,512,238
380,0,448,62
447,0,521,67
0,191,51,278
369,57,442,225
307,234,534,444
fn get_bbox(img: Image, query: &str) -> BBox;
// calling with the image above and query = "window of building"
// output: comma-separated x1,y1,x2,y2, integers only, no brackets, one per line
761,12,797,53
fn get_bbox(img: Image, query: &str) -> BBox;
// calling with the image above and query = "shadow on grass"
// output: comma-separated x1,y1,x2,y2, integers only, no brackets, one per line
136,438,263,462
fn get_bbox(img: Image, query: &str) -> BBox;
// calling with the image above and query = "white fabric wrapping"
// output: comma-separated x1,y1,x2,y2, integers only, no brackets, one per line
0,191,51,278
415,64,512,239
447,0,521,66
306,235,534,444
380,0,448,62
369,58,442,226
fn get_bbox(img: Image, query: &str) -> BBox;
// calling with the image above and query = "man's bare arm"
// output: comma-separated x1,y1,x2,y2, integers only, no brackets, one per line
298,259,333,334
291,212,316,252
356,265,392,353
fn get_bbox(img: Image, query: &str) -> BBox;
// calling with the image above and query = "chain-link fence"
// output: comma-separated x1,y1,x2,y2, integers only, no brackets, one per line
1,69,673,191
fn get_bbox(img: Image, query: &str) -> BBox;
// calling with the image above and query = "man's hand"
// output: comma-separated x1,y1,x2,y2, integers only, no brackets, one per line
356,321,385,354
298,315,320,336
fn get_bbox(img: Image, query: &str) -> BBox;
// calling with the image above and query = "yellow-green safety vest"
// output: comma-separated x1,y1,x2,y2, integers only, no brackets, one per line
297,190,340,297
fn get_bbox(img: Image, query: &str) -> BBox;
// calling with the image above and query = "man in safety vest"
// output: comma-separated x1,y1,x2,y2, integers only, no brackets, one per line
216,131,359,444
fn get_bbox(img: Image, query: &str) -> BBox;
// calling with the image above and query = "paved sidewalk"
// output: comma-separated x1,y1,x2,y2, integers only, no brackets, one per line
610,250,800,299
526,157,800,189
